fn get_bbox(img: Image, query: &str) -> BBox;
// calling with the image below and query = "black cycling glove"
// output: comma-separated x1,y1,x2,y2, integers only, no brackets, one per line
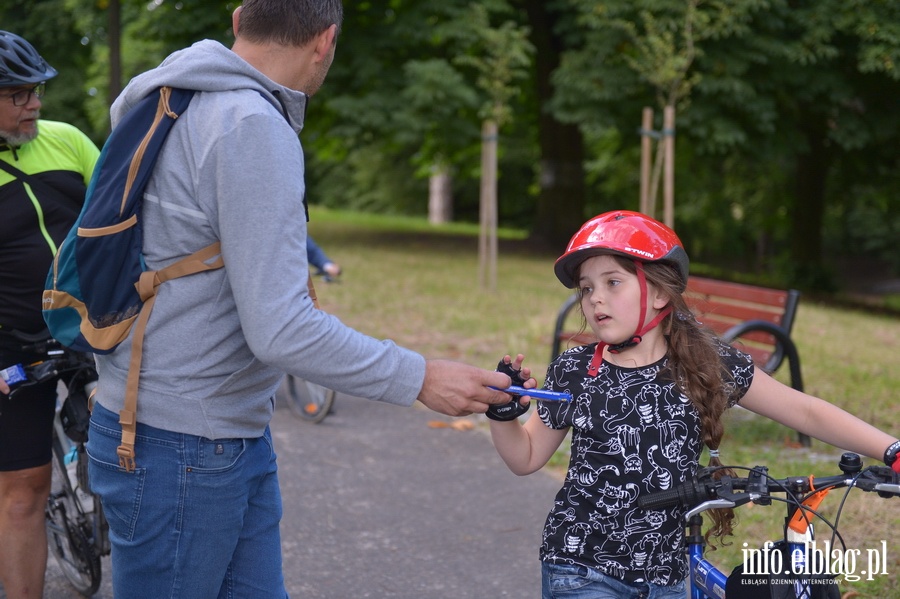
883,440,900,473
486,359,531,422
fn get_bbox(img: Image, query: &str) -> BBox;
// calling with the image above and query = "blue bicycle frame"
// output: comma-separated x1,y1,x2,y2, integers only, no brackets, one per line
685,513,728,599
689,545,728,598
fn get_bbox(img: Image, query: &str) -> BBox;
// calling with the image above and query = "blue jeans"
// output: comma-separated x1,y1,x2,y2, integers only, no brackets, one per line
542,562,687,599
86,403,287,599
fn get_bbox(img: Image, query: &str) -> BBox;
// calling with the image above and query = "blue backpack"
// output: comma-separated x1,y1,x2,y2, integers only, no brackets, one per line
42,86,224,470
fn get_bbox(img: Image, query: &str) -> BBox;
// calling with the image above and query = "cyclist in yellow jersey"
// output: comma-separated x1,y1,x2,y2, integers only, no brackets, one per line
0,30,99,599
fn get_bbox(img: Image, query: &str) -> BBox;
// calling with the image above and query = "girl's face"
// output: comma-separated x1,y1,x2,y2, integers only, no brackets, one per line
577,255,667,345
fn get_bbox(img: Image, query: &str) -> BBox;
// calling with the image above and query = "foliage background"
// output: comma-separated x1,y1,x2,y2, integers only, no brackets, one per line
2,0,899,295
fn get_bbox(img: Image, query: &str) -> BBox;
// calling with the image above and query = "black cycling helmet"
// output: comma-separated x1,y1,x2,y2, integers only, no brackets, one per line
0,30,57,88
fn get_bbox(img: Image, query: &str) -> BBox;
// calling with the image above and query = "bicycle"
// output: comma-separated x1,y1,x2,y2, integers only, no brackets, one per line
284,375,336,424
638,452,900,598
3,332,110,596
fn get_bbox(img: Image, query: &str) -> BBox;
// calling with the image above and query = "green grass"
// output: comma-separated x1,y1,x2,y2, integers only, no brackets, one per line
307,207,900,595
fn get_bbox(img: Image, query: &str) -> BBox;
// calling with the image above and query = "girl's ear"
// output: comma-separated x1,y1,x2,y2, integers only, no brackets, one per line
651,289,671,310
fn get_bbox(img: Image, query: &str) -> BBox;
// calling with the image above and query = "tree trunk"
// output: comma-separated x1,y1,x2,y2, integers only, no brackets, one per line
428,164,453,225
107,0,122,112
478,121,498,290
522,0,587,249
789,121,831,288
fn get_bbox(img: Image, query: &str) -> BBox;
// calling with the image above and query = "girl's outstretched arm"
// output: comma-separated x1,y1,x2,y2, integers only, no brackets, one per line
740,367,897,462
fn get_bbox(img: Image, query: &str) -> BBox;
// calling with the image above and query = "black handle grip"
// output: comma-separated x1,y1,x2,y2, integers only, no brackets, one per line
638,477,714,510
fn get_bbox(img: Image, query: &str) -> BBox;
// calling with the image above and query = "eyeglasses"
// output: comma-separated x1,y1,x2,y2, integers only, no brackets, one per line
0,83,46,107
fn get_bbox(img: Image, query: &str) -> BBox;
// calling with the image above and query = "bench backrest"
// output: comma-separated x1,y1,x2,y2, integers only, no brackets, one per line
684,276,800,368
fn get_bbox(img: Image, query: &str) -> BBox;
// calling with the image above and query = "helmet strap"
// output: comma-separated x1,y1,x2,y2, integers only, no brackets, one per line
586,261,672,376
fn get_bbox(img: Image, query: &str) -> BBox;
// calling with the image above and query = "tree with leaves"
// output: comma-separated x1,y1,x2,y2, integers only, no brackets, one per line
555,0,900,287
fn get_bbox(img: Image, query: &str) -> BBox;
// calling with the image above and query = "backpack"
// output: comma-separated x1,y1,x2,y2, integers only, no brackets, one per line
42,86,224,471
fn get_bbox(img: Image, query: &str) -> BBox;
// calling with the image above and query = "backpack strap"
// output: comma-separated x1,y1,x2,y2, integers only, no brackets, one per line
116,242,224,471
307,274,319,309
115,247,318,471
0,158,85,213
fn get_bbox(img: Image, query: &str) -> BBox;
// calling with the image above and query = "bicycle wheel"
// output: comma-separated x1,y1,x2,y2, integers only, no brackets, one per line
285,376,335,424
46,439,101,596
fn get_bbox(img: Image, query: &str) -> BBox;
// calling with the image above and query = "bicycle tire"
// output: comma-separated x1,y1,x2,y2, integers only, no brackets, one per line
46,440,101,597
285,376,336,424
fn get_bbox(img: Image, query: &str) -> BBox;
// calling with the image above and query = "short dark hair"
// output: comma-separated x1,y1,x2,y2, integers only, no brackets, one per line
237,0,343,46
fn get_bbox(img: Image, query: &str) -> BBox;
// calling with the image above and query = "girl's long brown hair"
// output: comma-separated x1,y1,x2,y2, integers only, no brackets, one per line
643,260,736,544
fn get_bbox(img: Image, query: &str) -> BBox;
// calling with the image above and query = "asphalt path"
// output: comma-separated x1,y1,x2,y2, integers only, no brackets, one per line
18,385,562,598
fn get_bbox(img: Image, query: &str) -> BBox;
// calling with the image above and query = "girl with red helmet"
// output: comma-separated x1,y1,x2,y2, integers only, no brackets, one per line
488,210,900,599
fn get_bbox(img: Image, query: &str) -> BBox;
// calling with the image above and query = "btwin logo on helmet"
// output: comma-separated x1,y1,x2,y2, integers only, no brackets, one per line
625,246,655,259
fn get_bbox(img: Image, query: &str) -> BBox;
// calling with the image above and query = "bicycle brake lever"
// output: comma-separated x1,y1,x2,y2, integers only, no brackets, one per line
686,499,737,520
874,482,900,496
28,361,61,383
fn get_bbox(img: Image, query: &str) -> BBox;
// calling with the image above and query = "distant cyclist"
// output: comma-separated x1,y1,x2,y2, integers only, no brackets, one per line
307,235,342,281
0,30,99,599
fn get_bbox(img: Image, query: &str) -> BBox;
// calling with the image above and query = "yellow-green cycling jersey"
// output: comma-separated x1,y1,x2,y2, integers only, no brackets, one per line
1,120,99,333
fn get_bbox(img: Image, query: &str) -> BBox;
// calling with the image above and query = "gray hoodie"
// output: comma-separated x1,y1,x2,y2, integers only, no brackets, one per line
94,40,425,439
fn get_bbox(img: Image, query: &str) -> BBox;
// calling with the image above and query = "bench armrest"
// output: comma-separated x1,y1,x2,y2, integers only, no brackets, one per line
551,294,581,362
722,319,804,392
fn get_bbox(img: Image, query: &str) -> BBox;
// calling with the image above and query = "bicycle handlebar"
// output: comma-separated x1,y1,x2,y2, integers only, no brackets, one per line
2,335,96,398
637,453,900,512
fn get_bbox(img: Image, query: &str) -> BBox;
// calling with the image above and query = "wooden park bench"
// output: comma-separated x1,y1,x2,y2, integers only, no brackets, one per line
550,275,809,446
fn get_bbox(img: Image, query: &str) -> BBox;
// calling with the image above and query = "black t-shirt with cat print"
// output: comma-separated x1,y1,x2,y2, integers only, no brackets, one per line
538,339,754,586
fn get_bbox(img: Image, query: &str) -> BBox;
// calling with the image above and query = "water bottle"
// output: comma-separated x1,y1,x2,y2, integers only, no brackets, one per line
64,447,93,513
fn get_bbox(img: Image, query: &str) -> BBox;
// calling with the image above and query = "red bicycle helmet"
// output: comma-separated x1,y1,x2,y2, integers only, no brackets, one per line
554,210,689,290
554,210,690,375
0,30,57,88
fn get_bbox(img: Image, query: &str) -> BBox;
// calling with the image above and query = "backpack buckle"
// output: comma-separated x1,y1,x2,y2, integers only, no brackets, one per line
117,444,136,472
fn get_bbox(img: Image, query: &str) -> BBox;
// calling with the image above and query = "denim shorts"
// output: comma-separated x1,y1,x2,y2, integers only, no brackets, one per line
542,562,687,599
87,402,288,598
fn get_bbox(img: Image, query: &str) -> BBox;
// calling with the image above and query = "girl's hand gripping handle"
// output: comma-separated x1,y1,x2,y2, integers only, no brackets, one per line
486,359,531,422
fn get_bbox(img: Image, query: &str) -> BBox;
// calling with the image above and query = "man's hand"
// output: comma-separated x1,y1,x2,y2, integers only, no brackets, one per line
417,359,514,417
0,378,9,395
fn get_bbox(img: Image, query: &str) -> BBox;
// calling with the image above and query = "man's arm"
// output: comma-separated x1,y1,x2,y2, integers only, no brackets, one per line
416,359,513,416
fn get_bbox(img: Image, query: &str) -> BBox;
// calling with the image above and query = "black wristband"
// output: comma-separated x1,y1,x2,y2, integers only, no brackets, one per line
883,440,900,466
486,398,530,422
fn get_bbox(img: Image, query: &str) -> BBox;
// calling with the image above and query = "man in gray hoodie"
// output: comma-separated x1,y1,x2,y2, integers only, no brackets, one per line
85,1,517,597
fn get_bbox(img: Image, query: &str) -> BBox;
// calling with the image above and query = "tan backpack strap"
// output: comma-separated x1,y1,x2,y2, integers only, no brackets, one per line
116,291,154,472
116,242,224,472
307,274,319,310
